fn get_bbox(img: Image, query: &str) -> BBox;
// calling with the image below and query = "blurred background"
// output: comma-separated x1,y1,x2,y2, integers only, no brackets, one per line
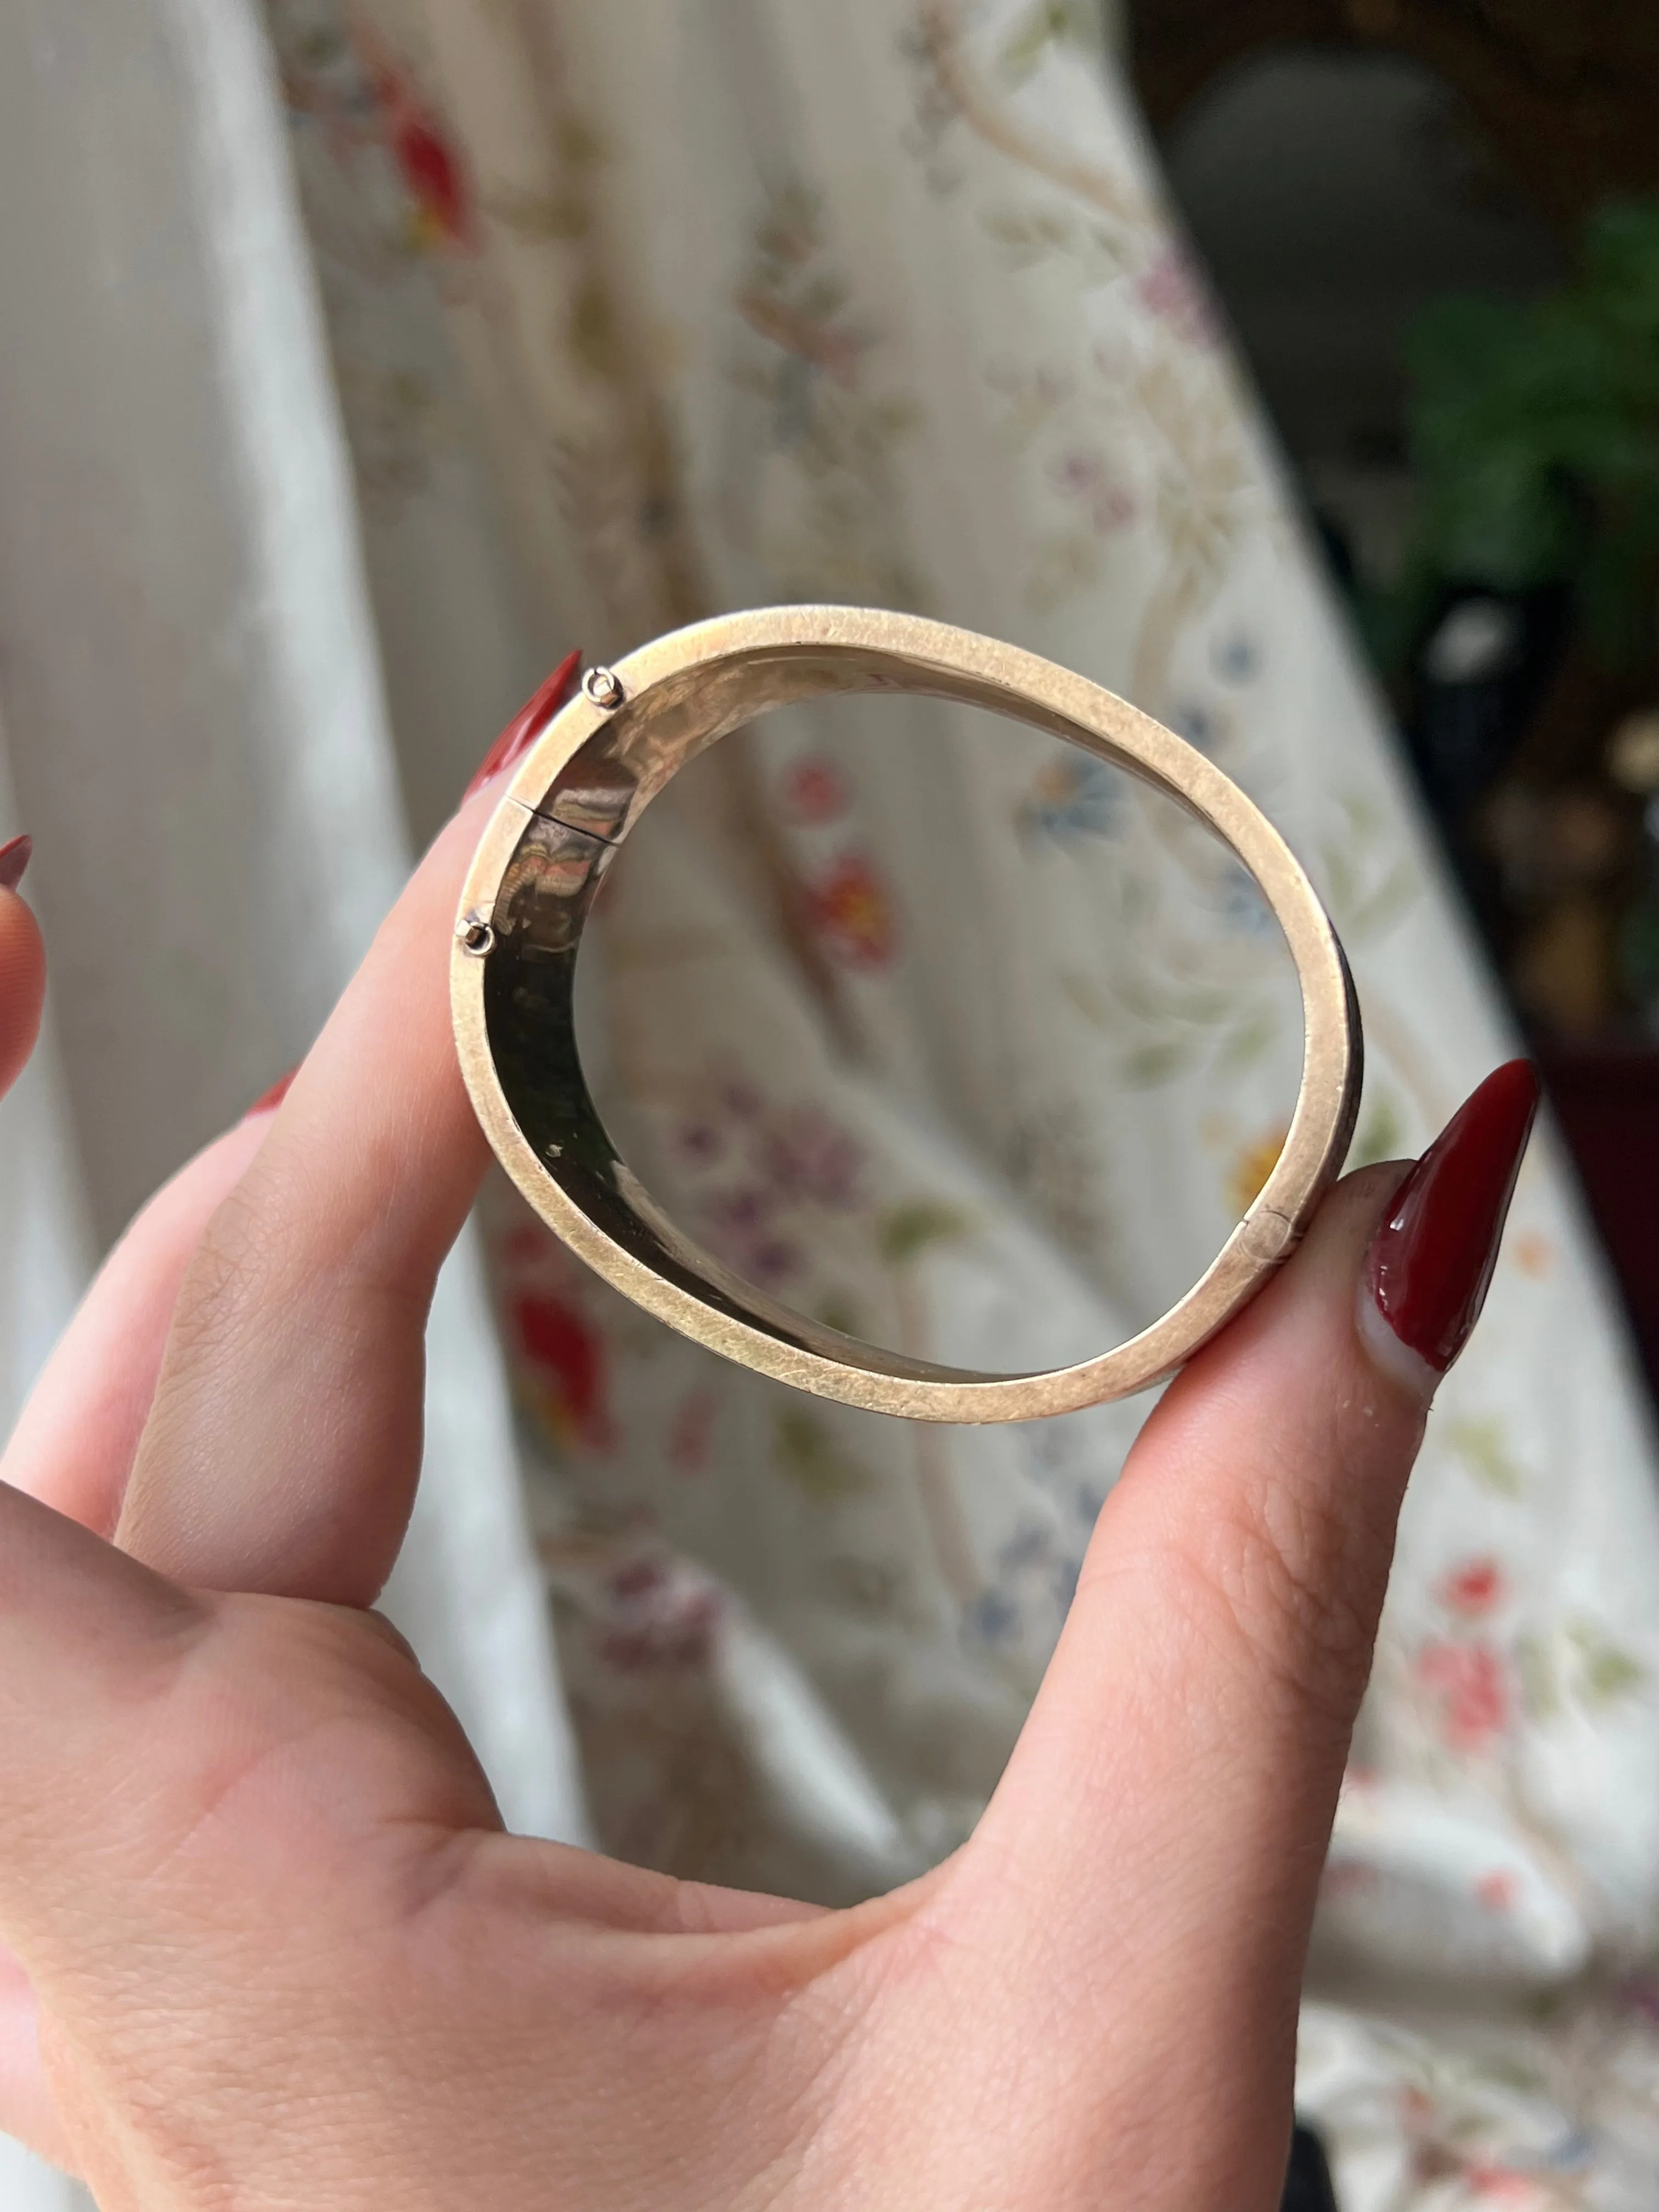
1142,1,1659,1392
7,2,1659,2205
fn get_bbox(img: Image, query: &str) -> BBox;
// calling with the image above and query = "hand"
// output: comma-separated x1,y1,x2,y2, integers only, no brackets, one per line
0,766,1534,2210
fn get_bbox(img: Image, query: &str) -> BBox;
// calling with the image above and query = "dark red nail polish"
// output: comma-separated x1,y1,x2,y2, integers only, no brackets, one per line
1364,1059,1541,1374
243,1065,299,1120
0,833,32,891
463,649,583,803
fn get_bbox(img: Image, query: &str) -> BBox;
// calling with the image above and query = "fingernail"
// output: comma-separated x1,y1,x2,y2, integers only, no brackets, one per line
463,648,583,803
243,1065,298,1121
0,833,32,891
1361,1059,1541,1387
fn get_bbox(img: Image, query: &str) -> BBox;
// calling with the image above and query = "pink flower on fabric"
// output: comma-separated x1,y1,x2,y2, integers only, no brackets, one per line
673,1118,725,1167
1049,447,1136,533
759,1108,862,1209
1475,1870,1517,1913
669,1389,717,1477
780,757,849,824
1136,246,1218,346
594,1558,721,1673
702,1186,800,1286
1464,2166,1539,2202
1417,1640,1509,1753
1440,1556,1506,1619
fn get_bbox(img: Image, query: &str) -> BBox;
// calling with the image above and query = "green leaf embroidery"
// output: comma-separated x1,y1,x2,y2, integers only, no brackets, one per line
997,0,1094,85
1346,1094,1406,1173
878,1199,969,1265
1445,1414,1526,1498
774,1410,872,1502
1566,1618,1646,1704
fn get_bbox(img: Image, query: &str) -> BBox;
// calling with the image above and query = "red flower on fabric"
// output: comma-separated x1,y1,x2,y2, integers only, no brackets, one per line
807,851,898,970
1440,1556,1506,1619
352,23,476,251
392,108,472,247
1417,1640,1509,1753
780,756,849,824
512,1288,611,1451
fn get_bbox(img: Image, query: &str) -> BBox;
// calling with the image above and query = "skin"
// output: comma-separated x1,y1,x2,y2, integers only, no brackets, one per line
0,787,1432,2211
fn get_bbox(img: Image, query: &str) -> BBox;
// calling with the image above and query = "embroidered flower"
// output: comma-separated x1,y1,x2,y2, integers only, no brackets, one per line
1048,445,1136,534
673,1118,725,1167
759,1107,862,1209
668,1389,718,1477
1440,1555,1506,1619
1020,752,1121,842
353,31,476,252
702,1186,800,1287
1212,633,1260,684
511,1288,611,1452
1417,1639,1510,1753
808,851,899,969
1228,1125,1287,1218
780,756,849,824
1136,246,1218,346
1513,1230,1552,1278
594,1558,722,1673
1170,701,1216,750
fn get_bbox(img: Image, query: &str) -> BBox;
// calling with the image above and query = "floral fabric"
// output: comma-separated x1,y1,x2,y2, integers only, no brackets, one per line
266,0,1659,2198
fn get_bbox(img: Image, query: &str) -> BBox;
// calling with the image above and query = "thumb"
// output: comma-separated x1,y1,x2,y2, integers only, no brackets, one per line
0,1480,205,1965
930,1063,1538,2201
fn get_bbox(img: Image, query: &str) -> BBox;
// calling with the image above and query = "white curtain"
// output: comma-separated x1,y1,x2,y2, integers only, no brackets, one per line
6,0,1659,2202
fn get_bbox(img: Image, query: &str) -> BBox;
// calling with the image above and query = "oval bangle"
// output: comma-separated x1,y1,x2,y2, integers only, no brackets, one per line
452,606,1361,1424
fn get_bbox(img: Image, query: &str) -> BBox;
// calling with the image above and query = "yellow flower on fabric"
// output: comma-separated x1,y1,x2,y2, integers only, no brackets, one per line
1228,1125,1286,1219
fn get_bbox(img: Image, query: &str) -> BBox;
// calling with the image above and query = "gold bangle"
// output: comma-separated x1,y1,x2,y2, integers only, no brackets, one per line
452,606,1361,1424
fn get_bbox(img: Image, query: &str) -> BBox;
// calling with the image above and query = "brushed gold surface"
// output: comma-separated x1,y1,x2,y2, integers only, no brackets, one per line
453,606,1361,1423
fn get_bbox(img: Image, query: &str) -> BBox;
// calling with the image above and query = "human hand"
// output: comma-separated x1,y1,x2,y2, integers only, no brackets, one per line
0,732,1536,2210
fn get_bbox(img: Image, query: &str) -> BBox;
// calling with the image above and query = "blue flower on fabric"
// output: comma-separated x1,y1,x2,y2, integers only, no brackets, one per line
1170,701,1216,751
1212,633,1260,684
1218,862,1274,934
1020,749,1123,842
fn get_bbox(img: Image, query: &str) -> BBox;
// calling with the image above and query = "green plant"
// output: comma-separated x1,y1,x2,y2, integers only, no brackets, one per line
1384,198,1659,672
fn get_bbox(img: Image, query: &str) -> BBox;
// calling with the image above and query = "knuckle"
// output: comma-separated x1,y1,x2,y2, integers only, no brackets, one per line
162,1179,279,1370
1193,1477,1383,1733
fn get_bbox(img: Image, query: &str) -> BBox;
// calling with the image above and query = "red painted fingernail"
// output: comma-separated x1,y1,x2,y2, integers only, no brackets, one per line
463,648,583,803
0,833,32,891
243,1065,299,1121
1364,1059,1540,1375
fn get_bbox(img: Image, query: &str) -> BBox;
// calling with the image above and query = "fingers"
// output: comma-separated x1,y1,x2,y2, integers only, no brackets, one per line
117,650,584,1604
0,840,44,1101
116,799,498,1604
924,1066,1537,2196
0,1483,202,1928
3,1118,275,1532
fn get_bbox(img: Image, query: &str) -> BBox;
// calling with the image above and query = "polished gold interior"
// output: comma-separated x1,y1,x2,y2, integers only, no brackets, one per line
452,606,1362,1423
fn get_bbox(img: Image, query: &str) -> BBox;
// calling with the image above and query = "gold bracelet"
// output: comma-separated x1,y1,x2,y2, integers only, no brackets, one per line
452,606,1361,1423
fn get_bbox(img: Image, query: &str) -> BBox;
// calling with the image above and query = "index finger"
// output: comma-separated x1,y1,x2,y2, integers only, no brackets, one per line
117,658,582,1602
